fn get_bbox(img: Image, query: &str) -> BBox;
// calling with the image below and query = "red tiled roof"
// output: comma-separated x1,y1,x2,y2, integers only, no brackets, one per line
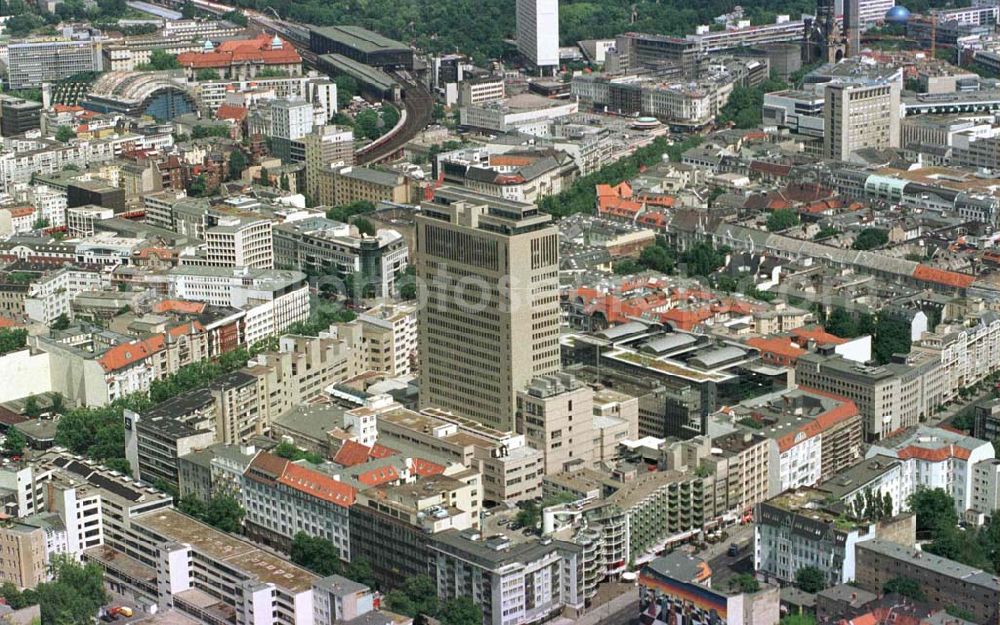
7,206,34,218
177,34,301,69
278,461,356,507
0,317,23,329
153,299,206,314
775,388,860,452
411,458,446,477
215,104,247,122
246,451,289,481
897,443,972,462
370,443,398,459
912,264,975,289
745,337,807,361
332,440,373,467
357,465,400,487
97,336,164,372
793,325,848,346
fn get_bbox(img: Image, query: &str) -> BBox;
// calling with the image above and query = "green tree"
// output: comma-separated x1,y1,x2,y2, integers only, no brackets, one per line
873,315,912,365
613,258,642,275
718,78,789,128
909,488,959,535
385,575,438,618
0,328,27,355
222,9,248,25
353,217,376,236
192,125,230,139
780,615,817,625
853,228,889,250
33,217,49,230
4,13,44,36
22,394,41,419
274,441,326,465
54,125,76,143
639,244,676,274
290,532,342,575
180,494,244,533
438,596,483,625
334,75,358,108
3,428,26,455
138,48,181,71
196,68,221,81
767,208,800,232
345,557,376,587
883,576,926,601
680,242,729,278
189,174,209,197
51,312,71,331
327,200,375,223
795,565,826,593
228,149,248,181
813,225,840,240
49,392,65,415
728,573,760,593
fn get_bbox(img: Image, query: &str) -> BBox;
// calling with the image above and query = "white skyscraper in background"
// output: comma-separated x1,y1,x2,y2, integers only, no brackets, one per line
516,0,560,73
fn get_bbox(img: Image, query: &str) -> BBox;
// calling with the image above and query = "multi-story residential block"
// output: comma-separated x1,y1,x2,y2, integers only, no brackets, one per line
0,522,48,589
416,189,560,430
720,387,864,494
24,265,110,324
971,457,1000,517
755,488,878,586
7,39,103,89
354,303,418,376
429,529,583,625
272,216,408,297
376,405,544,505
815,455,911,517
349,470,481,589
178,442,260,503
516,373,595,475
544,468,712,576
458,77,505,106
303,125,354,201
867,425,996,514
917,311,1000,402
242,451,356,557
639,552,780,625
317,165,414,206
167,266,309,344
795,352,944,441
855,539,1000,625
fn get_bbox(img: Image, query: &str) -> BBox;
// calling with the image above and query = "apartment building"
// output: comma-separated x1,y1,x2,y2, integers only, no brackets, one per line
272,216,408,297
815,455,911,518
177,442,260,503
662,432,771,517
303,126,354,201
242,452,356,557
755,488,877,585
429,529,583,625
0,523,47,589
199,215,274,269
458,77,505,106
7,39,103,89
354,303,418,376
416,189,560,430
917,311,1000,402
376,405,544,505
722,387,864,494
349,470,481,589
516,373,595,475
317,166,414,207
24,265,111,324
867,425,996,514
855,539,1000,625
795,352,944,441
167,267,309,344
99,507,317,625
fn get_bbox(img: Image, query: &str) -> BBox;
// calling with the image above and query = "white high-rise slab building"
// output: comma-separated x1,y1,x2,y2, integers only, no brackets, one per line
516,0,560,71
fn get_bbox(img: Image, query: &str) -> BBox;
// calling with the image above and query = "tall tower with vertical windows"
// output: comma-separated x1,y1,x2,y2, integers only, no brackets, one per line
415,188,561,431
516,0,560,73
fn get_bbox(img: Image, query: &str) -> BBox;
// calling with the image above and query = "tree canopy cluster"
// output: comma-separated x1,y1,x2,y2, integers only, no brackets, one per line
137,49,182,71
385,575,482,625
823,309,912,365
274,441,325,465
852,228,889,251
0,328,27,355
0,556,107,624
538,135,703,219
766,208,800,232
718,77,789,129
289,532,376,586
178,494,245,533
909,488,1000,574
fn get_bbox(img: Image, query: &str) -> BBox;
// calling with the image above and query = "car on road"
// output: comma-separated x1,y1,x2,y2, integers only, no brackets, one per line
728,543,740,557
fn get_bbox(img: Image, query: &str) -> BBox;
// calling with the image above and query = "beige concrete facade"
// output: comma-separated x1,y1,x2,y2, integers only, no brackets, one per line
416,195,560,430
517,373,595,475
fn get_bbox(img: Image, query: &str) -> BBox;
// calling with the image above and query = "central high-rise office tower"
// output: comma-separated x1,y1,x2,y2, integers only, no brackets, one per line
516,0,560,73
415,188,561,431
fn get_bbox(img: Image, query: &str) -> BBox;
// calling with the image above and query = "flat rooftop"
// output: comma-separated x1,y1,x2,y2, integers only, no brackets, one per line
135,508,317,592
859,538,1000,590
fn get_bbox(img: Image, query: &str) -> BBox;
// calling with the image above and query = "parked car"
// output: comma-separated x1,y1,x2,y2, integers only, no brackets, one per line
728,543,740,557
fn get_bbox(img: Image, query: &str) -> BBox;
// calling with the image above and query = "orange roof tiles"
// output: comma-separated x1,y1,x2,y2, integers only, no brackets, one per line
411,458,445,477
177,34,301,69
897,443,972,462
370,443,398,459
6,207,34,218
0,317,22,329
215,104,247,122
792,325,848,346
745,337,807,361
278,461,356,507
97,336,164,372
332,440,373,467
357,465,400,487
912,264,975,289
153,299,206,314
775,388,859,452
